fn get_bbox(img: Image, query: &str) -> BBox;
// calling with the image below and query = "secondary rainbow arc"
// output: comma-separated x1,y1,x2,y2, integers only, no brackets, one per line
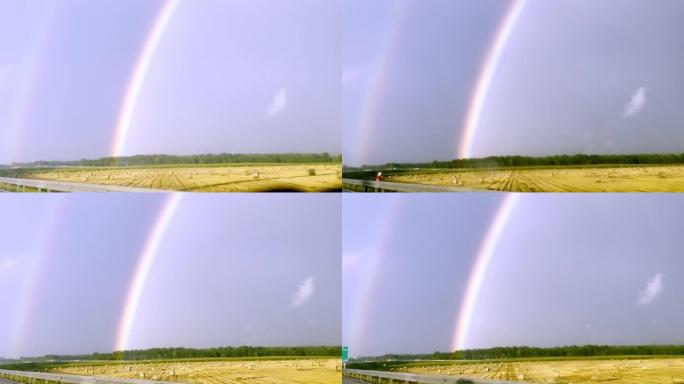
2,1,61,164
347,196,403,358
354,0,412,166
9,199,65,358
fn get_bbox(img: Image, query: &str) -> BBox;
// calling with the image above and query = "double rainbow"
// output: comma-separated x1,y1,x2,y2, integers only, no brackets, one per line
353,0,526,164
348,1,527,355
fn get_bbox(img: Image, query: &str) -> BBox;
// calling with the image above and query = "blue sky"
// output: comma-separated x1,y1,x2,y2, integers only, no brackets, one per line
0,194,340,358
343,0,684,166
0,0,339,164
343,194,684,357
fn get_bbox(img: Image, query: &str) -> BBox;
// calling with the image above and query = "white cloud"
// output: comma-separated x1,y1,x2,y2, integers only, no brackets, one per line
265,88,288,118
290,276,315,307
635,273,663,306
622,86,646,117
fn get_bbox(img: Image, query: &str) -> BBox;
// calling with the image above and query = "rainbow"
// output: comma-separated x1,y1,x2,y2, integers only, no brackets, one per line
346,196,402,358
354,0,412,166
9,199,65,358
110,0,179,158
115,193,181,352
2,1,60,164
457,0,527,159
452,194,519,351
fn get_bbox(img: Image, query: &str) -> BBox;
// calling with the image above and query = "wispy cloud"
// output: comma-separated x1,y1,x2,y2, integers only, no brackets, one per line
635,273,663,306
265,88,288,118
622,86,646,117
290,276,315,307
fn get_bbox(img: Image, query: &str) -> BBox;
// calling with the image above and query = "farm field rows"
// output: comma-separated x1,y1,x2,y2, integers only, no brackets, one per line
49,358,341,384
396,357,684,383
383,165,684,192
24,164,341,192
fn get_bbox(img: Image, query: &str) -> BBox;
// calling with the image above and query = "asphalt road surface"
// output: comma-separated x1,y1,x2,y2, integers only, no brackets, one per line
0,378,17,384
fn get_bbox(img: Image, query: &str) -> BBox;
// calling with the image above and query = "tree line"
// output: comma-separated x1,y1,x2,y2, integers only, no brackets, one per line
347,345,684,367
5,346,341,362
449,345,684,360
6,152,341,168
347,153,684,170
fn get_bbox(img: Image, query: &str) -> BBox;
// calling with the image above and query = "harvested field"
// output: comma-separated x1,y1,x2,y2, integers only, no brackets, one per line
383,165,684,192
26,164,342,192
51,358,341,384
397,357,684,383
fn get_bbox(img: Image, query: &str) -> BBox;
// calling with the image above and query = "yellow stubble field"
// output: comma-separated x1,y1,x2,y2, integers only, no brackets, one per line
27,164,342,192
397,358,684,384
51,358,342,384
384,165,684,192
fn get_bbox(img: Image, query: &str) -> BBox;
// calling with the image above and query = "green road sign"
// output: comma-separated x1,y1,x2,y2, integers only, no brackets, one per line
342,346,349,362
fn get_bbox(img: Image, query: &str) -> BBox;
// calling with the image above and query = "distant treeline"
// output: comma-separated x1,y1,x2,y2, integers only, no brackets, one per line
7,346,340,363
347,153,684,170
347,345,684,366
7,153,341,168
450,345,684,360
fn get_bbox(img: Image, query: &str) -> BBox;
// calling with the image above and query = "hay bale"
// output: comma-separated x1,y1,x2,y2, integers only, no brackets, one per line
308,169,316,176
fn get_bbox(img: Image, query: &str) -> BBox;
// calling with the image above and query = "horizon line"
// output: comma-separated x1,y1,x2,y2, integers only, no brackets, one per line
343,152,684,167
1,151,343,166
1,344,343,361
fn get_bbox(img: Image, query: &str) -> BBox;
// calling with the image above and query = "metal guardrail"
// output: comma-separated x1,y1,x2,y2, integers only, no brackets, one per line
342,178,490,193
343,369,527,384
0,177,164,193
0,369,179,384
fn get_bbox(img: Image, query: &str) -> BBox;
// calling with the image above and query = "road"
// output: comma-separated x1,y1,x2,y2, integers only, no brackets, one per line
341,178,490,192
0,378,17,384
